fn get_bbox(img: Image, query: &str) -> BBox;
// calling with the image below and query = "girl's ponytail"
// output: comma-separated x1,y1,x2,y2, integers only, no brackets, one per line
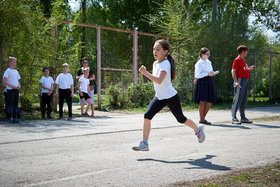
167,53,176,81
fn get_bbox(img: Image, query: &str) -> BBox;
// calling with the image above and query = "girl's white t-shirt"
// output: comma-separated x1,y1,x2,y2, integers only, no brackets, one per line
40,76,54,93
3,68,20,90
55,73,73,89
79,76,89,93
153,59,177,100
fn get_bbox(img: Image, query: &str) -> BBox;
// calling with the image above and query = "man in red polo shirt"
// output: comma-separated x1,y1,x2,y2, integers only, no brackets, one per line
231,45,255,124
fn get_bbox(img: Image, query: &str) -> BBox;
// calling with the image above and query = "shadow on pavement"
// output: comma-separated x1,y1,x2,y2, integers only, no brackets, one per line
0,115,114,127
0,118,100,134
138,155,231,171
207,123,251,129
246,106,280,113
251,123,280,129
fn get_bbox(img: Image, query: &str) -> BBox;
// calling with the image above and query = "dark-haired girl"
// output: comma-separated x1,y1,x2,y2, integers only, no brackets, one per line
132,40,205,151
193,48,217,125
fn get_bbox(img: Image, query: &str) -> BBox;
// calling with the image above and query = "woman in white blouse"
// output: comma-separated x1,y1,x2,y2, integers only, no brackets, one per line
193,48,218,125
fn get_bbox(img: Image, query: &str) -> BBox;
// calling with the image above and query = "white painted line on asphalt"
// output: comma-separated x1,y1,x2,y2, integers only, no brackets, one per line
25,169,112,187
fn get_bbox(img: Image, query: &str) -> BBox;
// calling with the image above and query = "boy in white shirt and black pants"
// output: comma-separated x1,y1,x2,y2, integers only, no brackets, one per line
40,67,54,119
3,57,21,123
55,63,74,121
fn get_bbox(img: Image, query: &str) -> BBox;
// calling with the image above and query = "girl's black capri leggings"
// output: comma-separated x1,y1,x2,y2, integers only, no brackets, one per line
144,94,187,123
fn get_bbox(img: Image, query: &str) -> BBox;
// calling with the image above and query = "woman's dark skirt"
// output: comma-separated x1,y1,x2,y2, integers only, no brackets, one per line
193,76,216,103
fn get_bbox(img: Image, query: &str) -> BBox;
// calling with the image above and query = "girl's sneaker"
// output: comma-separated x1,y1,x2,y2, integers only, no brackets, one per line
83,112,89,117
132,140,149,151
195,125,206,143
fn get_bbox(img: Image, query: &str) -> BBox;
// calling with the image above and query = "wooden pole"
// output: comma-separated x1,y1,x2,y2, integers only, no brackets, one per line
97,26,101,109
133,30,138,85
269,52,272,101
253,50,256,102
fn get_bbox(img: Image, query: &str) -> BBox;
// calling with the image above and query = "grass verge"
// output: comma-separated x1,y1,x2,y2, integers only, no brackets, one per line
171,162,280,187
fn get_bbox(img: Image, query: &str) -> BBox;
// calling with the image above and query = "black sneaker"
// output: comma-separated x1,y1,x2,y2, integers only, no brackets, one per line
241,118,253,123
199,120,211,125
47,115,53,119
12,119,19,124
232,118,241,124
57,117,63,120
67,117,72,121
6,119,13,124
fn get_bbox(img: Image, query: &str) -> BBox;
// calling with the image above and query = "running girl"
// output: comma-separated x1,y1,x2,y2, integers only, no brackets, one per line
132,39,205,151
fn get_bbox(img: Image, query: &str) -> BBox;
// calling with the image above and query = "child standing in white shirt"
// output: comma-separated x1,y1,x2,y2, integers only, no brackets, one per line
55,63,74,121
40,67,54,119
77,68,92,117
3,57,21,124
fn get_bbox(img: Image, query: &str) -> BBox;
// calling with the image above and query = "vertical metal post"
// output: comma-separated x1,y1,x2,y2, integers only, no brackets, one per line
253,50,256,102
269,52,272,101
97,26,101,109
133,30,138,85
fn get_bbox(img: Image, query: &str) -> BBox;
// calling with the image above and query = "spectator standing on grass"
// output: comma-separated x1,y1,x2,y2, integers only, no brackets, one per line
193,47,218,125
132,39,205,152
231,45,255,124
55,63,74,121
76,57,95,117
40,67,54,119
2,57,21,123
77,68,92,117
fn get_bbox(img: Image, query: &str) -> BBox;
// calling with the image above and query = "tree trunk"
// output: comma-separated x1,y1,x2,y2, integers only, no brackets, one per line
0,37,4,112
212,0,217,24
81,0,87,58
51,22,58,112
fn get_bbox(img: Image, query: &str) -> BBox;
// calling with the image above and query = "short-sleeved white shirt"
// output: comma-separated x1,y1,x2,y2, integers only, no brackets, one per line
3,68,20,90
79,76,89,93
40,76,54,93
153,59,177,100
55,73,73,89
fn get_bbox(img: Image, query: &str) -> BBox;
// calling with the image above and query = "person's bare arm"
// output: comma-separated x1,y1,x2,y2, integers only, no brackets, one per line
40,83,52,91
88,74,95,81
71,84,74,97
3,77,19,89
139,65,166,84
55,83,59,96
231,69,240,88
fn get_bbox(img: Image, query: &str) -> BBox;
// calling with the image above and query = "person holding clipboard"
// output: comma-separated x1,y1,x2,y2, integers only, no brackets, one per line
193,47,218,125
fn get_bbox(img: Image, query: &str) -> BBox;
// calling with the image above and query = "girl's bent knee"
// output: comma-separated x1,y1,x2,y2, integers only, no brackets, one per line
177,117,187,124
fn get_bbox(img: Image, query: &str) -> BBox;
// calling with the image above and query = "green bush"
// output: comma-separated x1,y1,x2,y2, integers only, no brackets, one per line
103,82,129,108
19,94,34,111
127,80,154,107
103,80,155,109
72,94,80,103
